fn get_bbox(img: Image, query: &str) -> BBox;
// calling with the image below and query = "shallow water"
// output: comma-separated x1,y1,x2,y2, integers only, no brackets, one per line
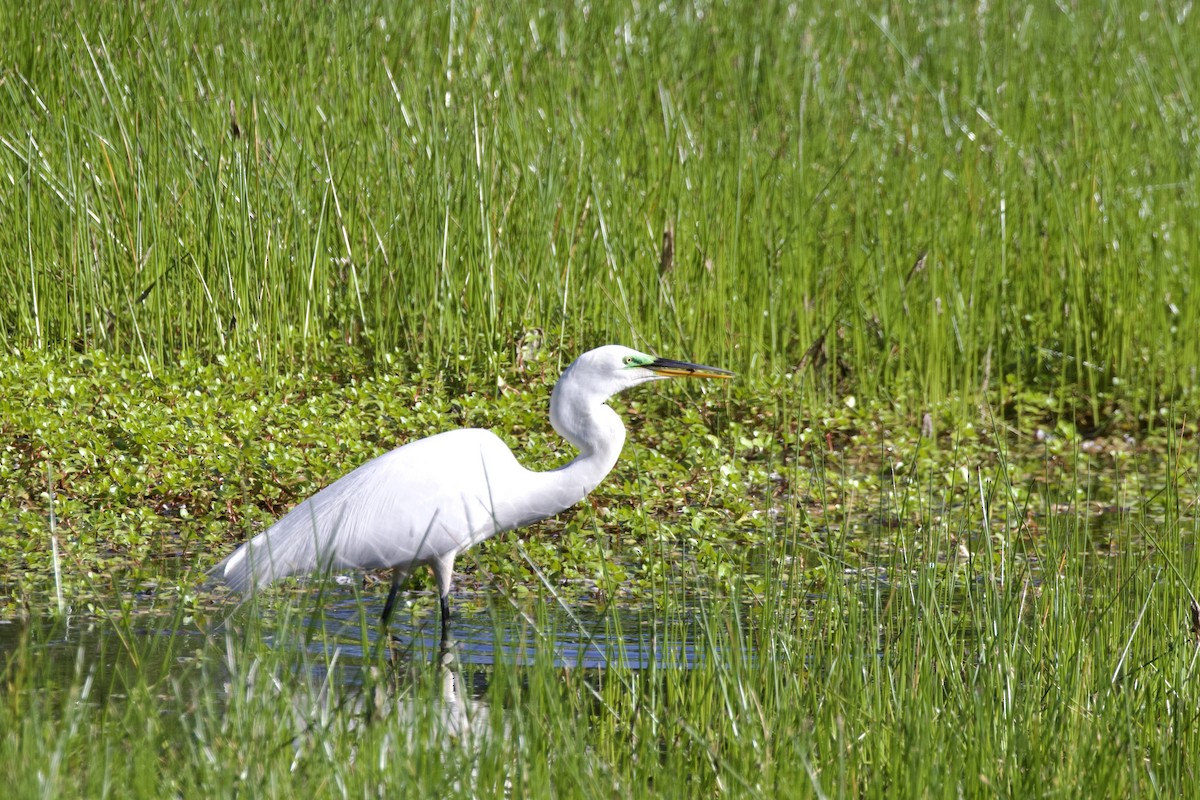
311,589,713,671
4,504,1182,707
0,581,728,710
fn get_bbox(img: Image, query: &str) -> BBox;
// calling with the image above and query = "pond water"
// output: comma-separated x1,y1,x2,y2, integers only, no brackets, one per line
2,505,1182,713
0,582,727,710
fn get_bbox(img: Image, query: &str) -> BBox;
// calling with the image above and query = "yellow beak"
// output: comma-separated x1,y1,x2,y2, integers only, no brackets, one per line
647,357,735,380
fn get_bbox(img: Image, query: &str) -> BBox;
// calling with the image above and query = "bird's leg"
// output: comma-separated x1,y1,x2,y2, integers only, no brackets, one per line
380,566,411,634
433,555,457,656
439,592,453,653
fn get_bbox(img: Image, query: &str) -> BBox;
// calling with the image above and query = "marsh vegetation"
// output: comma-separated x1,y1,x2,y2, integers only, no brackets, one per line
2,1,1199,796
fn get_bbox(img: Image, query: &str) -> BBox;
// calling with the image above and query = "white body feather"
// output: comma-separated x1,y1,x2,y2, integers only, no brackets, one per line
212,344,731,621
217,428,591,593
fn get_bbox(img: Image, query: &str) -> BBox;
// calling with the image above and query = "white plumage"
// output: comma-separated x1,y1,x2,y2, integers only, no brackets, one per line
214,344,732,642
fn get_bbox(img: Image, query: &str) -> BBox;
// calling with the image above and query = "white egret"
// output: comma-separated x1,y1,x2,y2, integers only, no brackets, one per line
214,344,733,643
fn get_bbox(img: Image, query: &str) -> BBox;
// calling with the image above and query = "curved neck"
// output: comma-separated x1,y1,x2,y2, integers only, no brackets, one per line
542,369,628,503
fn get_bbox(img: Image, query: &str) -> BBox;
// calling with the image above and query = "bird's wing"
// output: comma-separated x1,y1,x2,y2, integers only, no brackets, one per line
216,429,531,593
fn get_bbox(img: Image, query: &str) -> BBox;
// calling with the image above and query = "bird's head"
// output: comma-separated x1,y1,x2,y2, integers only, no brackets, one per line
549,345,733,456
564,345,734,398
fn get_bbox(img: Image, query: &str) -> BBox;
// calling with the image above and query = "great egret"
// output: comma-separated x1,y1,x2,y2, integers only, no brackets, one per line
214,344,733,643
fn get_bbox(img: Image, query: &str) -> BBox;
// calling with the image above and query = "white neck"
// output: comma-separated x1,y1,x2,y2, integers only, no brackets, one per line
540,363,628,505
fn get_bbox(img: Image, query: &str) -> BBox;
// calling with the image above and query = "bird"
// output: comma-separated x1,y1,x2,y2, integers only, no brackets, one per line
213,344,733,645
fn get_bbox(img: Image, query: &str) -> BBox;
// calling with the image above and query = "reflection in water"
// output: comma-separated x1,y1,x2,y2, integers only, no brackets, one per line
381,650,491,746
299,585,714,675
282,647,492,750
209,585,710,750
0,583,722,719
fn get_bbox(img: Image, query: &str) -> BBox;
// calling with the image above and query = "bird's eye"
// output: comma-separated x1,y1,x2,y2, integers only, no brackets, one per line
623,356,635,365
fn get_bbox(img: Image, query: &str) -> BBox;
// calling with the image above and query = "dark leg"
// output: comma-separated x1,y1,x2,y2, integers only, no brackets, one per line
379,566,410,633
433,556,457,655
439,592,453,651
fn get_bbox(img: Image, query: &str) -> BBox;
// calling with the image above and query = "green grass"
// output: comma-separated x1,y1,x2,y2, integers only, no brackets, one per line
3,452,1199,798
4,0,1200,411
4,1,1200,796
2,343,1199,795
